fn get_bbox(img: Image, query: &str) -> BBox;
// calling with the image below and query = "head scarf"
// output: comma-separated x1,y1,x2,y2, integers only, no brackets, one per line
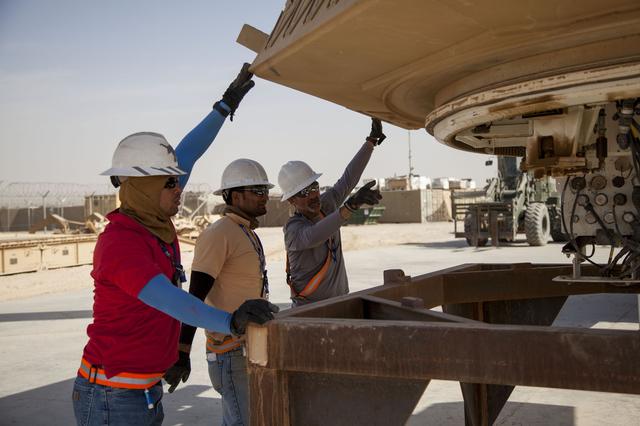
118,176,176,243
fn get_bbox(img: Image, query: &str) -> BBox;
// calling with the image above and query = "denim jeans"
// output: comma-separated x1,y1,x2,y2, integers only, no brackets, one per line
72,376,164,426
207,347,249,426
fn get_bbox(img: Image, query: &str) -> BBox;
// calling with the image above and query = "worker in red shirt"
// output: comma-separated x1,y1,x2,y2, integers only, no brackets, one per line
72,63,278,426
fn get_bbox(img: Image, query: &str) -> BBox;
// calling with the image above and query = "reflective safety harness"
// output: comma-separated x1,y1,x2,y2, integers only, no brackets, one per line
78,358,163,389
206,334,242,354
286,212,338,300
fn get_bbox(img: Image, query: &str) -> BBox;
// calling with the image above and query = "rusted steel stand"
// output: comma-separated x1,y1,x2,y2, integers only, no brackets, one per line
247,264,640,426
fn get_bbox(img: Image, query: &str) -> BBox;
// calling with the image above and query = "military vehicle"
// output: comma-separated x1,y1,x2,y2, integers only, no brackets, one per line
459,156,566,246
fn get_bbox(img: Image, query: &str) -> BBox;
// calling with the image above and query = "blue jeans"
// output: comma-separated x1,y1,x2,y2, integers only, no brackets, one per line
207,348,249,426
72,376,164,426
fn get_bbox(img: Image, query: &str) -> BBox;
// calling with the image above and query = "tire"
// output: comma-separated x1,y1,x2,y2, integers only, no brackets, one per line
525,202,550,246
464,212,488,247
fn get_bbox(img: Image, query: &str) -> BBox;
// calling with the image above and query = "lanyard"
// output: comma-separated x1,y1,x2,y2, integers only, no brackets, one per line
158,239,186,286
238,224,269,297
326,234,339,262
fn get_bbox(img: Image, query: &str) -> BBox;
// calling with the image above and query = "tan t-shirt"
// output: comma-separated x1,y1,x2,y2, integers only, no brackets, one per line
191,212,264,346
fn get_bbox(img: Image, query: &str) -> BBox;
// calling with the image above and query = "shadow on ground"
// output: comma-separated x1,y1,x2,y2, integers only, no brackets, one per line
409,400,575,425
403,239,567,250
0,310,93,322
0,379,223,426
1,379,577,426
403,240,470,249
0,303,291,323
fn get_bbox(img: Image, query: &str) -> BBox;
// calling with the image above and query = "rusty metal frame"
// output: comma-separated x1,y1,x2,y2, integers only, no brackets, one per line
247,264,640,425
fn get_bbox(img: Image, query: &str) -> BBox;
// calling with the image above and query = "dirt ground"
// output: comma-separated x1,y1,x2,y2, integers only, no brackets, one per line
0,222,453,301
2,221,639,425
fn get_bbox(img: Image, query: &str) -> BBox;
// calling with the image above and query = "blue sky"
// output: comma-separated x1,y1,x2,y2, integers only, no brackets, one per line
0,0,495,191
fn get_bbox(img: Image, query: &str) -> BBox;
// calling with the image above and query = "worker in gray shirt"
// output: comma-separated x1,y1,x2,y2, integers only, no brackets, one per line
278,118,386,306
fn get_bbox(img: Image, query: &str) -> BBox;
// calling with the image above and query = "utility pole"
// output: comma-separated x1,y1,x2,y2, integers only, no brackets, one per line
59,197,66,218
88,191,96,216
41,190,50,233
408,130,414,190
27,203,32,231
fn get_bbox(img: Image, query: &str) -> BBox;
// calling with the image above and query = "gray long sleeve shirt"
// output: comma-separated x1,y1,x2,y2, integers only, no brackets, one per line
284,141,374,306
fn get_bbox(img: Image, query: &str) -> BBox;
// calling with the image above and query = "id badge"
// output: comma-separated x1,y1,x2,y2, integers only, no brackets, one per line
173,265,187,289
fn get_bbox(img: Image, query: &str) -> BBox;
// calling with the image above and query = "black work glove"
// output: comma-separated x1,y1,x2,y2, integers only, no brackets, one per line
214,62,255,121
366,118,386,146
163,350,191,393
345,180,383,210
230,299,280,336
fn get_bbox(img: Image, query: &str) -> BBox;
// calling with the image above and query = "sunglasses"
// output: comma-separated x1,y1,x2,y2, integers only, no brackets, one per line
296,182,320,198
240,186,270,197
164,177,180,189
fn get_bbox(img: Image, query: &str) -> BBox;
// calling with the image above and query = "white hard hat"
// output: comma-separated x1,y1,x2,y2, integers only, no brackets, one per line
278,161,322,201
213,158,274,195
100,132,187,177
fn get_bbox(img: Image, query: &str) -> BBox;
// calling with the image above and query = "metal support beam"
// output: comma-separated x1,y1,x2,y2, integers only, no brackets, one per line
256,318,640,394
247,264,640,425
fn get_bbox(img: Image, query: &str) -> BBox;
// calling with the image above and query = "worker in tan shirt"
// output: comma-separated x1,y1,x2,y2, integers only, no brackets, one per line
164,158,275,425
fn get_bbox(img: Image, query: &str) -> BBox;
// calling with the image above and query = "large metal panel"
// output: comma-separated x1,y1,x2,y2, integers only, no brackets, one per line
41,244,77,269
77,241,96,265
0,235,98,275
1,246,41,274
247,0,640,139
247,264,640,425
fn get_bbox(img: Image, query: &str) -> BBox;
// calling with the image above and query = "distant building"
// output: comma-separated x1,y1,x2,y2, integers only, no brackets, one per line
380,175,433,191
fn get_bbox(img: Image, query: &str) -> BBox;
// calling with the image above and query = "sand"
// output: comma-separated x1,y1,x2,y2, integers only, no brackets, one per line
0,222,454,301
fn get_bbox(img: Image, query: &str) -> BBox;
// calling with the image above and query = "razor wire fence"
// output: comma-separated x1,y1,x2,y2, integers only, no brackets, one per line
0,181,216,231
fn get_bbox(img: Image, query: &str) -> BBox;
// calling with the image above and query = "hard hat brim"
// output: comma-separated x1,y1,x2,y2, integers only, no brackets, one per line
213,182,275,196
281,172,322,201
100,166,188,177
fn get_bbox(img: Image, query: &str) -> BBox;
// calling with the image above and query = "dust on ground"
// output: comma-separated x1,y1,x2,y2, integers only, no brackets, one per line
0,222,455,301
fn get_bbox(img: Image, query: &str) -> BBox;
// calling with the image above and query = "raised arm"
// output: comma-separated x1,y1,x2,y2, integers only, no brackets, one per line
176,63,255,188
325,118,385,204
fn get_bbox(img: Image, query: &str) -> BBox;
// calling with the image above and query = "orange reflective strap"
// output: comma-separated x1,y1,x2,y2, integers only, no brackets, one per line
78,358,163,389
297,249,331,297
286,211,334,300
287,237,333,299
206,334,242,354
